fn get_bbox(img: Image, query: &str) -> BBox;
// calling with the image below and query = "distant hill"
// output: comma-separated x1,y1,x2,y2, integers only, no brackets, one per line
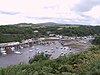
14,23,35,27
36,22,62,26
2,22,89,26
10,22,65,26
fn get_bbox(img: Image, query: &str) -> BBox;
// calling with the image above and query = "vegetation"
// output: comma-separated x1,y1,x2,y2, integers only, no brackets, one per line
0,25,100,43
0,45,100,75
0,24,100,74
92,36,100,45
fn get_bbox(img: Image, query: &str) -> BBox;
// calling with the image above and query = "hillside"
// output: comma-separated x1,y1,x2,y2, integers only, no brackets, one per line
0,25,100,43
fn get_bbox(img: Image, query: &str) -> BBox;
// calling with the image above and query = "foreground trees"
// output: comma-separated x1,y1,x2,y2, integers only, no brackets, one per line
92,36,100,45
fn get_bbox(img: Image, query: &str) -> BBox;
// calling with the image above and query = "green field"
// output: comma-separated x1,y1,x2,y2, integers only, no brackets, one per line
58,25,80,28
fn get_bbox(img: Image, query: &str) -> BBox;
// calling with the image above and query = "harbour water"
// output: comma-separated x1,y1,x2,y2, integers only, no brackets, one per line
0,41,72,68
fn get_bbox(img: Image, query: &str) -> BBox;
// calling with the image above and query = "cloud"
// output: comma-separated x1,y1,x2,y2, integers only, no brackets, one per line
0,0,100,25
71,0,100,25
0,10,19,15
74,0,100,12
85,5,100,18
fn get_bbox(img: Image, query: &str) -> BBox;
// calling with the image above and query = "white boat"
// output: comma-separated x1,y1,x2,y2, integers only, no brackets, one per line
29,50,33,52
1,50,6,53
36,48,39,50
60,47,63,49
64,47,68,50
45,50,48,52
69,51,72,53
36,51,42,54
31,46,34,48
61,52,64,54
51,48,54,50
2,52,7,55
20,46,23,49
14,51,22,55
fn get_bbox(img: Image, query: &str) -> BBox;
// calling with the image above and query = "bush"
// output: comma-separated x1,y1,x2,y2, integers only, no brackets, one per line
29,53,49,64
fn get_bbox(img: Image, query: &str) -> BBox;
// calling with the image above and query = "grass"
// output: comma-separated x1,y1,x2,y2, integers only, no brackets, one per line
58,25,80,28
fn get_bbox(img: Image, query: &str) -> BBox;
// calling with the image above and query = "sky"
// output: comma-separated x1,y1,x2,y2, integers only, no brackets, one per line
0,0,100,25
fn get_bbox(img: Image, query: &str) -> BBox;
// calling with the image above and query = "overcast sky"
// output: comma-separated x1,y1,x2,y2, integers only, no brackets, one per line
0,0,100,25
